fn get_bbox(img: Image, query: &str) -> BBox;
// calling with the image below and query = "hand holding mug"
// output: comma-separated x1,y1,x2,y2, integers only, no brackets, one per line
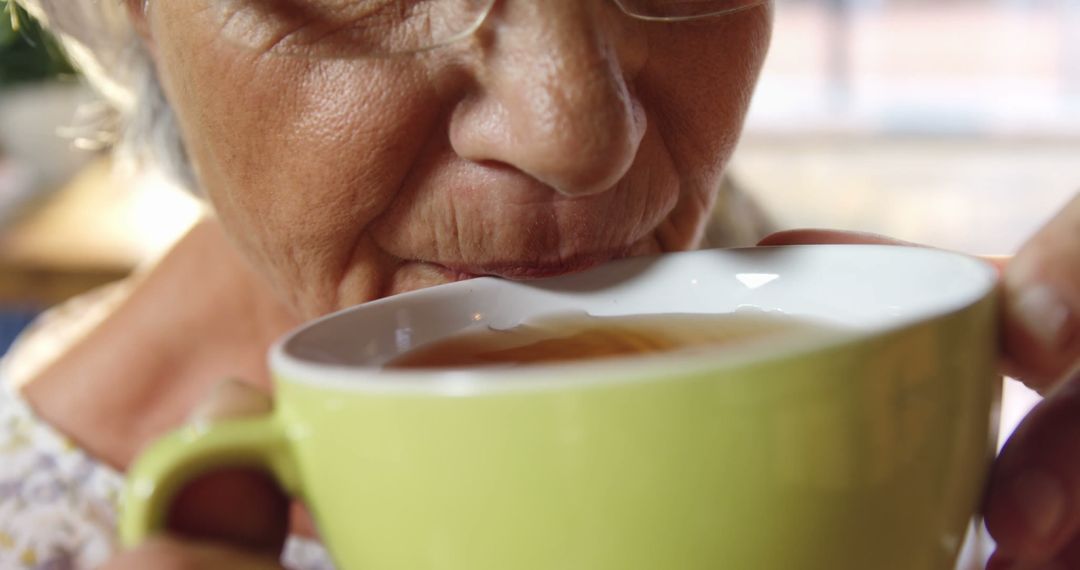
760,192,1080,569
103,380,288,570
119,246,1000,570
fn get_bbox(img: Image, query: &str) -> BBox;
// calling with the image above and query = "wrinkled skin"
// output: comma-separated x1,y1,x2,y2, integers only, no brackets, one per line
146,0,772,318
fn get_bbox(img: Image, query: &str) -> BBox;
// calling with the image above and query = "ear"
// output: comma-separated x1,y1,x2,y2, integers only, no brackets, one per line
124,0,156,60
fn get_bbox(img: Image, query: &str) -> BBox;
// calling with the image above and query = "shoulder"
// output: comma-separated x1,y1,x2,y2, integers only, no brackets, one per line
2,279,134,391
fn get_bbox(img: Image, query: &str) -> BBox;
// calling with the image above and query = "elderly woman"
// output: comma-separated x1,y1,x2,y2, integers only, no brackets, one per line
0,0,1075,569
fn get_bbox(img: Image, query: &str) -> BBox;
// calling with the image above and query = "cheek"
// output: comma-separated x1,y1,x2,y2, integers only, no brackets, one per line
155,51,416,228
150,6,441,283
640,10,771,183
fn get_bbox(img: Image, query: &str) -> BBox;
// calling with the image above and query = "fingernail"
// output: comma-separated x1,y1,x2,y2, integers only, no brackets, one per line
1010,471,1066,541
1011,284,1071,351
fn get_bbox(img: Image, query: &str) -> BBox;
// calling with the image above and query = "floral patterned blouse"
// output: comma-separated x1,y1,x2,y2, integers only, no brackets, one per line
0,283,335,570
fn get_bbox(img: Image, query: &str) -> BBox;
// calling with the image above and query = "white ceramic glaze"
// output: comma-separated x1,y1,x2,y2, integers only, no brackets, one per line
273,245,997,392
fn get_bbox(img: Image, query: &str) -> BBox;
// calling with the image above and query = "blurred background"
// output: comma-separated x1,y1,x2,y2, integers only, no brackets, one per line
734,0,1078,255
0,1,1075,564
0,2,202,355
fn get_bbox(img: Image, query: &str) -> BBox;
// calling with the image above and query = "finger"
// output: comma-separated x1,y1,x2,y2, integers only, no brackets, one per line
988,533,1080,570
1002,193,1080,391
982,255,1011,276
166,468,291,555
757,228,915,247
985,369,1080,563
163,379,289,554
101,536,285,570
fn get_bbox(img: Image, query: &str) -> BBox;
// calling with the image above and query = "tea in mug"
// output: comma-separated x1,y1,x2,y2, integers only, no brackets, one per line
386,312,835,369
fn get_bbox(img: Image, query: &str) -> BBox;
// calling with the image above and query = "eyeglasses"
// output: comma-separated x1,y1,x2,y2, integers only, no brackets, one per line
203,0,769,59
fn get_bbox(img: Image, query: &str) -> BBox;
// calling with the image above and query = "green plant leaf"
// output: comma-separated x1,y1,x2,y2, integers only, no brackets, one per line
0,2,75,89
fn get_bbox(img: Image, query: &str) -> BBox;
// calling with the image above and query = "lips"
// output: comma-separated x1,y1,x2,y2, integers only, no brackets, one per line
430,249,629,281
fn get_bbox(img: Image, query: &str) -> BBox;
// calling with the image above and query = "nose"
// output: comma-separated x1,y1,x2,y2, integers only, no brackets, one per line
448,1,648,197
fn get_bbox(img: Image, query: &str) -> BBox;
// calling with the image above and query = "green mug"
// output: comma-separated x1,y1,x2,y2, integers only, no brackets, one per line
121,245,1000,569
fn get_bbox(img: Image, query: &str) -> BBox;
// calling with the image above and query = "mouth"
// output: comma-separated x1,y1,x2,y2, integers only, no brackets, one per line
386,241,663,300
430,249,631,281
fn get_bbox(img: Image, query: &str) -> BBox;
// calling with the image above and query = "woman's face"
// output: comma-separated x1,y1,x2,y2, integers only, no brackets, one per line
143,1,772,318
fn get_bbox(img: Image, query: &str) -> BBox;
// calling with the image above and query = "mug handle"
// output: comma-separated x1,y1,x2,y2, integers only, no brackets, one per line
119,415,301,548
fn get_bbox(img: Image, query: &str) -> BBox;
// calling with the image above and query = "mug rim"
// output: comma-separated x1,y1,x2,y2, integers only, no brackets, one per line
269,245,998,395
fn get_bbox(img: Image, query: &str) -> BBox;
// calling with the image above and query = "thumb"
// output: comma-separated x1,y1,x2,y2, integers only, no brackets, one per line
1001,193,1080,391
985,370,1080,566
160,379,291,556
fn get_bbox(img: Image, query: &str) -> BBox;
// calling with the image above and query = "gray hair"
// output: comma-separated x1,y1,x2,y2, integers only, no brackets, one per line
13,0,198,192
